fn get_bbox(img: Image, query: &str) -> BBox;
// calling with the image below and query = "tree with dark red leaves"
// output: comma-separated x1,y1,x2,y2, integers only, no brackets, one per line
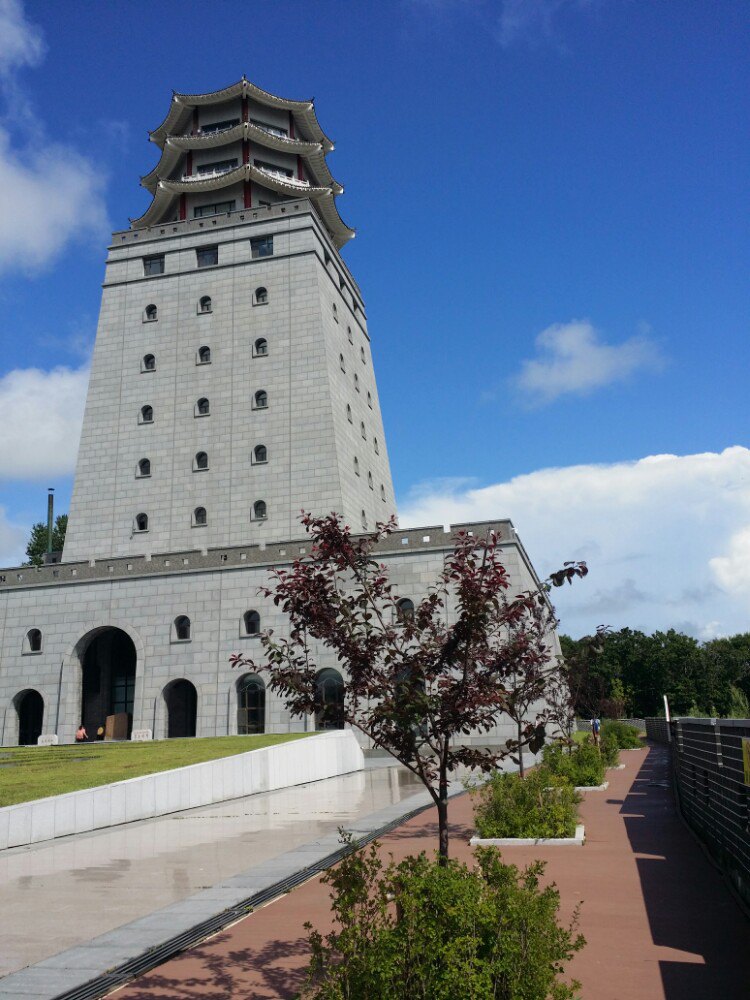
231,513,587,861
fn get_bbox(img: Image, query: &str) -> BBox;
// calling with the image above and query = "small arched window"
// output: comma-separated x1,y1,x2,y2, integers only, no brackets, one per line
354,374,360,392
254,390,268,409
339,353,346,373
26,628,42,653
193,506,207,526
361,510,368,530
196,397,210,416
197,345,211,364
142,353,156,372
332,303,338,322
198,295,212,314
346,404,352,423
140,405,153,424
374,437,380,454
381,484,386,502
360,421,366,440
361,346,366,364
397,598,415,621
254,444,267,464
367,392,372,409
144,304,157,322
368,471,373,490
253,500,267,520
244,610,261,635
174,615,191,641
194,451,208,471
135,512,149,532
347,326,353,344
137,458,151,477
254,337,268,357
354,457,360,477
254,286,268,305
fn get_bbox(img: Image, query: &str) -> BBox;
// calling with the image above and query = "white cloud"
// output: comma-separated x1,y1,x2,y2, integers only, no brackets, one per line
0,364,89,479
513,319,664,405
399,446,750,638
497,0,600,49
0,2,108,274
0,0,44,74
0,504,26,565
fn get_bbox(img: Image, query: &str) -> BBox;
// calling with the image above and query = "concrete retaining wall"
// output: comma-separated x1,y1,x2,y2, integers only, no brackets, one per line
0,730,363,850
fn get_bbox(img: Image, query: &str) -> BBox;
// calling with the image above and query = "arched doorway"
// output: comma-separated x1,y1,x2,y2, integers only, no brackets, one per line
15,689,44,745
80,628,137,739
165,679,197,738
237,674,265,734
315,668,345,731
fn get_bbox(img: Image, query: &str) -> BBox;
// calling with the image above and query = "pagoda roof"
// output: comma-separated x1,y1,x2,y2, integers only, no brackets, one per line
149,78,334,151
130,164,354,247
140,121,342,196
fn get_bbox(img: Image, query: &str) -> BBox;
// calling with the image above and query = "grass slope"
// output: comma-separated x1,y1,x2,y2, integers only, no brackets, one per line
0,733,312,807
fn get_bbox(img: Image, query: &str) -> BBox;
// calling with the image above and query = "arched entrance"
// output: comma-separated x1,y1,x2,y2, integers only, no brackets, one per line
15,689,44,745
315,668,345,731
237,674,265,734
165,679,197,738
80,628,137,739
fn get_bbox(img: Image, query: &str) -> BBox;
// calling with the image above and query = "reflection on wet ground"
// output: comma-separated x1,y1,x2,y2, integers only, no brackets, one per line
0,764,423,976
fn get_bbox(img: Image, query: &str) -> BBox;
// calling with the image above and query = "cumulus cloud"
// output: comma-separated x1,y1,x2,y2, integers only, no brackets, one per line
513,319,664,406
0,364,89,479
399,446,750,638
0,1,108,274
497,0,601,49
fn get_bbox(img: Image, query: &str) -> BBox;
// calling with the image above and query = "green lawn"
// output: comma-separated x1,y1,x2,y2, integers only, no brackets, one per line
0,733,312,807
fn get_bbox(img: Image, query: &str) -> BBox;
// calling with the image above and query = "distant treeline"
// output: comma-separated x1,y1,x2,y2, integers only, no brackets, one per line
561,628,750,720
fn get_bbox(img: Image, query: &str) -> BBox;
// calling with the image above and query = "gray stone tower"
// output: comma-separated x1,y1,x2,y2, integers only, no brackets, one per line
64,78,396,562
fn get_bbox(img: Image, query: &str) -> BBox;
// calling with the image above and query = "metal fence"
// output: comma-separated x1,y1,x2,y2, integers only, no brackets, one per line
645,717,750,908
576,717,646,733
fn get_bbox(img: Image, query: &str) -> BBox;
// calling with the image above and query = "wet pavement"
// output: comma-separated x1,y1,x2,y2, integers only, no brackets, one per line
0,762,423,977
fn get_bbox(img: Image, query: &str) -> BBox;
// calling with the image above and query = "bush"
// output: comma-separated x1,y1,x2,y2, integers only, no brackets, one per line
303,838,585,1000
599,732,620,768
601,720,641,749
542,741,606,787
473,767,581,839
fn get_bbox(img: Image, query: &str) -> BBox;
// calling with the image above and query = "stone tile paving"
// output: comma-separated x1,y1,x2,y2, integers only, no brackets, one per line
111,746,750,1000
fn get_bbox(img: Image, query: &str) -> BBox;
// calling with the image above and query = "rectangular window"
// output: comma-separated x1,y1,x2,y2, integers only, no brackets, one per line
254,159,292,179
250,119,288,138
196,245,218,268
251,235,273,259
143,254,165,276
199,118,239,135
197,158,238,176
193,200,235,219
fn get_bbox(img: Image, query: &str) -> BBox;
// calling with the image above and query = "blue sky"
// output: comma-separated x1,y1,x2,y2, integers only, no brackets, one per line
0,0,748,638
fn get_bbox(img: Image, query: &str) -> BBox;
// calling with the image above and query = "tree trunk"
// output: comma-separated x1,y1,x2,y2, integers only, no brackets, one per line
437,793,449,864
518,718,525,777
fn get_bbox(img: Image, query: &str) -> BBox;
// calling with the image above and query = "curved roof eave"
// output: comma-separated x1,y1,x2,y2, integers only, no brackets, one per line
149,78,334,150
130,187,180,229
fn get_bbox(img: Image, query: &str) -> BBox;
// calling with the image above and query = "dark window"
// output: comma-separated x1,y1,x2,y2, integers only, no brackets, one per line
354,457,360,476
195,451,208,470
340,354,345,372
196,246,218,268
27,629,42,652
254,500,267,520
138,458,151,477
346,404,352,423
254,390,268,409
142,354,155,371
244,610,261,635
194,506,207,526
347,326,353,344
196,397,210,416
143,256,164,277
397,598,415,621
237,674,265,734
354,374,360,392
249,118,288,138
361,510,368,530
140,405,153,423
254,286,268,305
315,669,345,731
197,158,238,175
198,345,211,364
332,303,338,322
193,200,235,219
367,392,373,408
144,304,157,321
135,512,148,532
254,158,292,178
174,616,191,641
374,437,379,454
361,421,366,439
368,472,373,489
381,484,386,501
251,235,273,258
199,295,212,313
254,444,267,463
361,346,366,363
199,118,239,135
254,338,268,356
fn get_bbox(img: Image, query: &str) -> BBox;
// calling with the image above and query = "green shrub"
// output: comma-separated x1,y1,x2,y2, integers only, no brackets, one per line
601,720,641,749
473,767,581,839
542,741,606,787
303,838,585,1000
599,732,619,768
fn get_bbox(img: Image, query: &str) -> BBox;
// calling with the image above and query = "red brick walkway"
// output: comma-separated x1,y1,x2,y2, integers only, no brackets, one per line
113,745,750,999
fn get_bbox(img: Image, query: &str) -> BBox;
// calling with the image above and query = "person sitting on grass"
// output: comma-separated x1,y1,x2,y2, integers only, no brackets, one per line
75,724,88,743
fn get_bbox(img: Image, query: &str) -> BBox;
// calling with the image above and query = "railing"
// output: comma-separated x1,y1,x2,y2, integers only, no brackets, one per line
181,166,239,182
255,165,309,187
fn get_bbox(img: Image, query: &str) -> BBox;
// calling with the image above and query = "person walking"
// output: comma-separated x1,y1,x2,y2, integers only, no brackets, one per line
592,716,601,748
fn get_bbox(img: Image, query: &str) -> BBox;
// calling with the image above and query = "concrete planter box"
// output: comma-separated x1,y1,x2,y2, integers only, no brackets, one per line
575,781,609,791
608,764,626,770
470,824,585,847
0,730,363,851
